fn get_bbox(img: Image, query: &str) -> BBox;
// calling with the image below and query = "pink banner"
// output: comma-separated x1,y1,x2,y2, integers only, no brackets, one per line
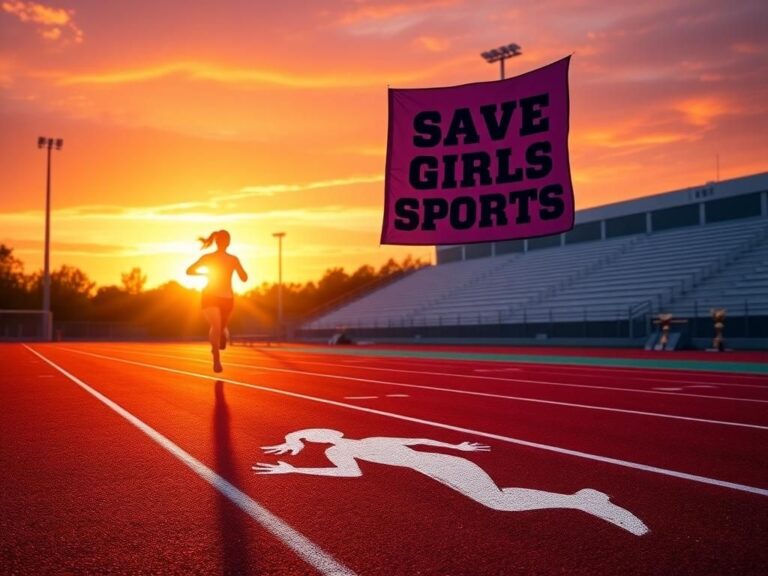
381,57,574,246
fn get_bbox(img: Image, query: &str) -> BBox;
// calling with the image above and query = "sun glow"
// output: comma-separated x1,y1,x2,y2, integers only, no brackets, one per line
180,265,207,291
176,265,252,294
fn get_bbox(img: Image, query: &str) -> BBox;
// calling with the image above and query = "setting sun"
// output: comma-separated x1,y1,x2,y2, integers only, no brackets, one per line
1,1,766,291
179,265,208,292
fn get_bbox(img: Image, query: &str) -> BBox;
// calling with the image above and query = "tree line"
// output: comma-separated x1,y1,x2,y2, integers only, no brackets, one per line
0,244,427,338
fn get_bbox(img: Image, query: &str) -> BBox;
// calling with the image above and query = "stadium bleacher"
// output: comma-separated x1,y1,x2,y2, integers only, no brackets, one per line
301,173,768,346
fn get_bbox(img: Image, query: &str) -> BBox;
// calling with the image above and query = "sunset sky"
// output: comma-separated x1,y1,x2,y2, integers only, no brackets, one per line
1,0,766,292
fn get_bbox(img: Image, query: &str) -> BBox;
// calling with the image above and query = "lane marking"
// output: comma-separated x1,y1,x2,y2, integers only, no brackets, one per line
247,344,768,375
150,341,768,384
79,347,768,430
232,350,768,389
52,346,768,497
473,368,522,373
343,394,410,400
93,343,768,401
632,377,763,389
23,345,357,576
205,349,768,404
514,363,768,381
256,430,648,536
258,356,768,391
68,345,768,430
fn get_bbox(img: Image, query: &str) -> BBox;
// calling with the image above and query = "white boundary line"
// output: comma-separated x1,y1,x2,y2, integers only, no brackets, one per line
23,345,357,576
238,357,768,398
222,360,768,430
70,346,768,430
150,343,768,404
53,345,768,497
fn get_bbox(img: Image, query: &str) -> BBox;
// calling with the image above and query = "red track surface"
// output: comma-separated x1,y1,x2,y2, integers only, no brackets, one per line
2,342,767,575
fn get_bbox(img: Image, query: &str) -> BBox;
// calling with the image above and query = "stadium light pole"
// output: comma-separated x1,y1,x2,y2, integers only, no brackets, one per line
37,136,63,341
481,43,522,79
272,232,286,339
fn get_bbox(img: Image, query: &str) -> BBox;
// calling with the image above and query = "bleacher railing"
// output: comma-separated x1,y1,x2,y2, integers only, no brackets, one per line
301,296,767,340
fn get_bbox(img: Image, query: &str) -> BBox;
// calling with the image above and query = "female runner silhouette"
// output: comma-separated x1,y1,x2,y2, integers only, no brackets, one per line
253,429,648,536
186,230,248,373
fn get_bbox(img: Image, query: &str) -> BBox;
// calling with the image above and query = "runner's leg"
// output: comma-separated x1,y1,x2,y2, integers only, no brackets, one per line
202,306,223,372
219,299,234,350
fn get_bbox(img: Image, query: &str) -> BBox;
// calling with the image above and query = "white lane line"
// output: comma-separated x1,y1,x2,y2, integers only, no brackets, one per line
68,346,768,430
266,359,768,390
217,349,768,402
83,348,767,431
126,342,768,384
291,362,767,392
344,395,410,400
54,346,768,497
23,345,357,576
654,387,683,392
84,344,768,405
532,363,768,380
473,368,522,373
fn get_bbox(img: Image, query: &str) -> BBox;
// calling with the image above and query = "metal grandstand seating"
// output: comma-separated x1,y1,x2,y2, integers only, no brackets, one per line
302,216,768,333
408,235,639,325
302,256,505,330
668,222,768,319
518,217,767,323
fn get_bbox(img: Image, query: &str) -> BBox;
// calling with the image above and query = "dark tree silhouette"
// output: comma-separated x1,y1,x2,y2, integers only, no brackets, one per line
121,267,147,295
0,244,30,309
1,244,427,338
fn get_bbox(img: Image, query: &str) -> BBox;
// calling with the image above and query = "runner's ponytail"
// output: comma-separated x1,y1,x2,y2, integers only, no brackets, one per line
198,231,218,250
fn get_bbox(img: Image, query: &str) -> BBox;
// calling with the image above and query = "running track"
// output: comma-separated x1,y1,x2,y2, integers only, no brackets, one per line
1,342,767,575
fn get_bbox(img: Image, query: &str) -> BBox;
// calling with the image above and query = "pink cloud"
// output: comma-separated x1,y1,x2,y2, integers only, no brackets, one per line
338,0,459,25
414,35,451,52
1,0,83,43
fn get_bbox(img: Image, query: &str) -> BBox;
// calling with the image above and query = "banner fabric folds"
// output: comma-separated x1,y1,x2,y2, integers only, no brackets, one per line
381,56,574,246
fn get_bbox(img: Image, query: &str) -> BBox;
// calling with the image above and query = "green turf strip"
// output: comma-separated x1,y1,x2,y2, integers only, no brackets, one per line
285,346,768,375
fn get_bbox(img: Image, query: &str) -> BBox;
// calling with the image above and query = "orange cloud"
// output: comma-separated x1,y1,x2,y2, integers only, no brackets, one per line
337,0,461,36
583,130,690,149
1,0,83,43
219,175,384,202
339,0,459,24
674,97,732,128
53,58,471,89
416,36,451,53
56,62,377,88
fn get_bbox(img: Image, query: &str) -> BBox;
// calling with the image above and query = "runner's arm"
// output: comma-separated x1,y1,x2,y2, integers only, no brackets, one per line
401,439,490,452
253,449,362,476
186,255,207,276
234,256,248,282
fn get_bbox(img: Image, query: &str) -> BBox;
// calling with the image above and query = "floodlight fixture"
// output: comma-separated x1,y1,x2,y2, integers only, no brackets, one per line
36,135,64,341
481,43,522,79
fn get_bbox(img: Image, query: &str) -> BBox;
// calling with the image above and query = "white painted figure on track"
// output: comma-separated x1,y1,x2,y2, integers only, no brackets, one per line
253,429,649,536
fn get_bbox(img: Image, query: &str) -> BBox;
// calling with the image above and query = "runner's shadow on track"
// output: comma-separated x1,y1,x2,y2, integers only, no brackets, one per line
214,380,251,573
